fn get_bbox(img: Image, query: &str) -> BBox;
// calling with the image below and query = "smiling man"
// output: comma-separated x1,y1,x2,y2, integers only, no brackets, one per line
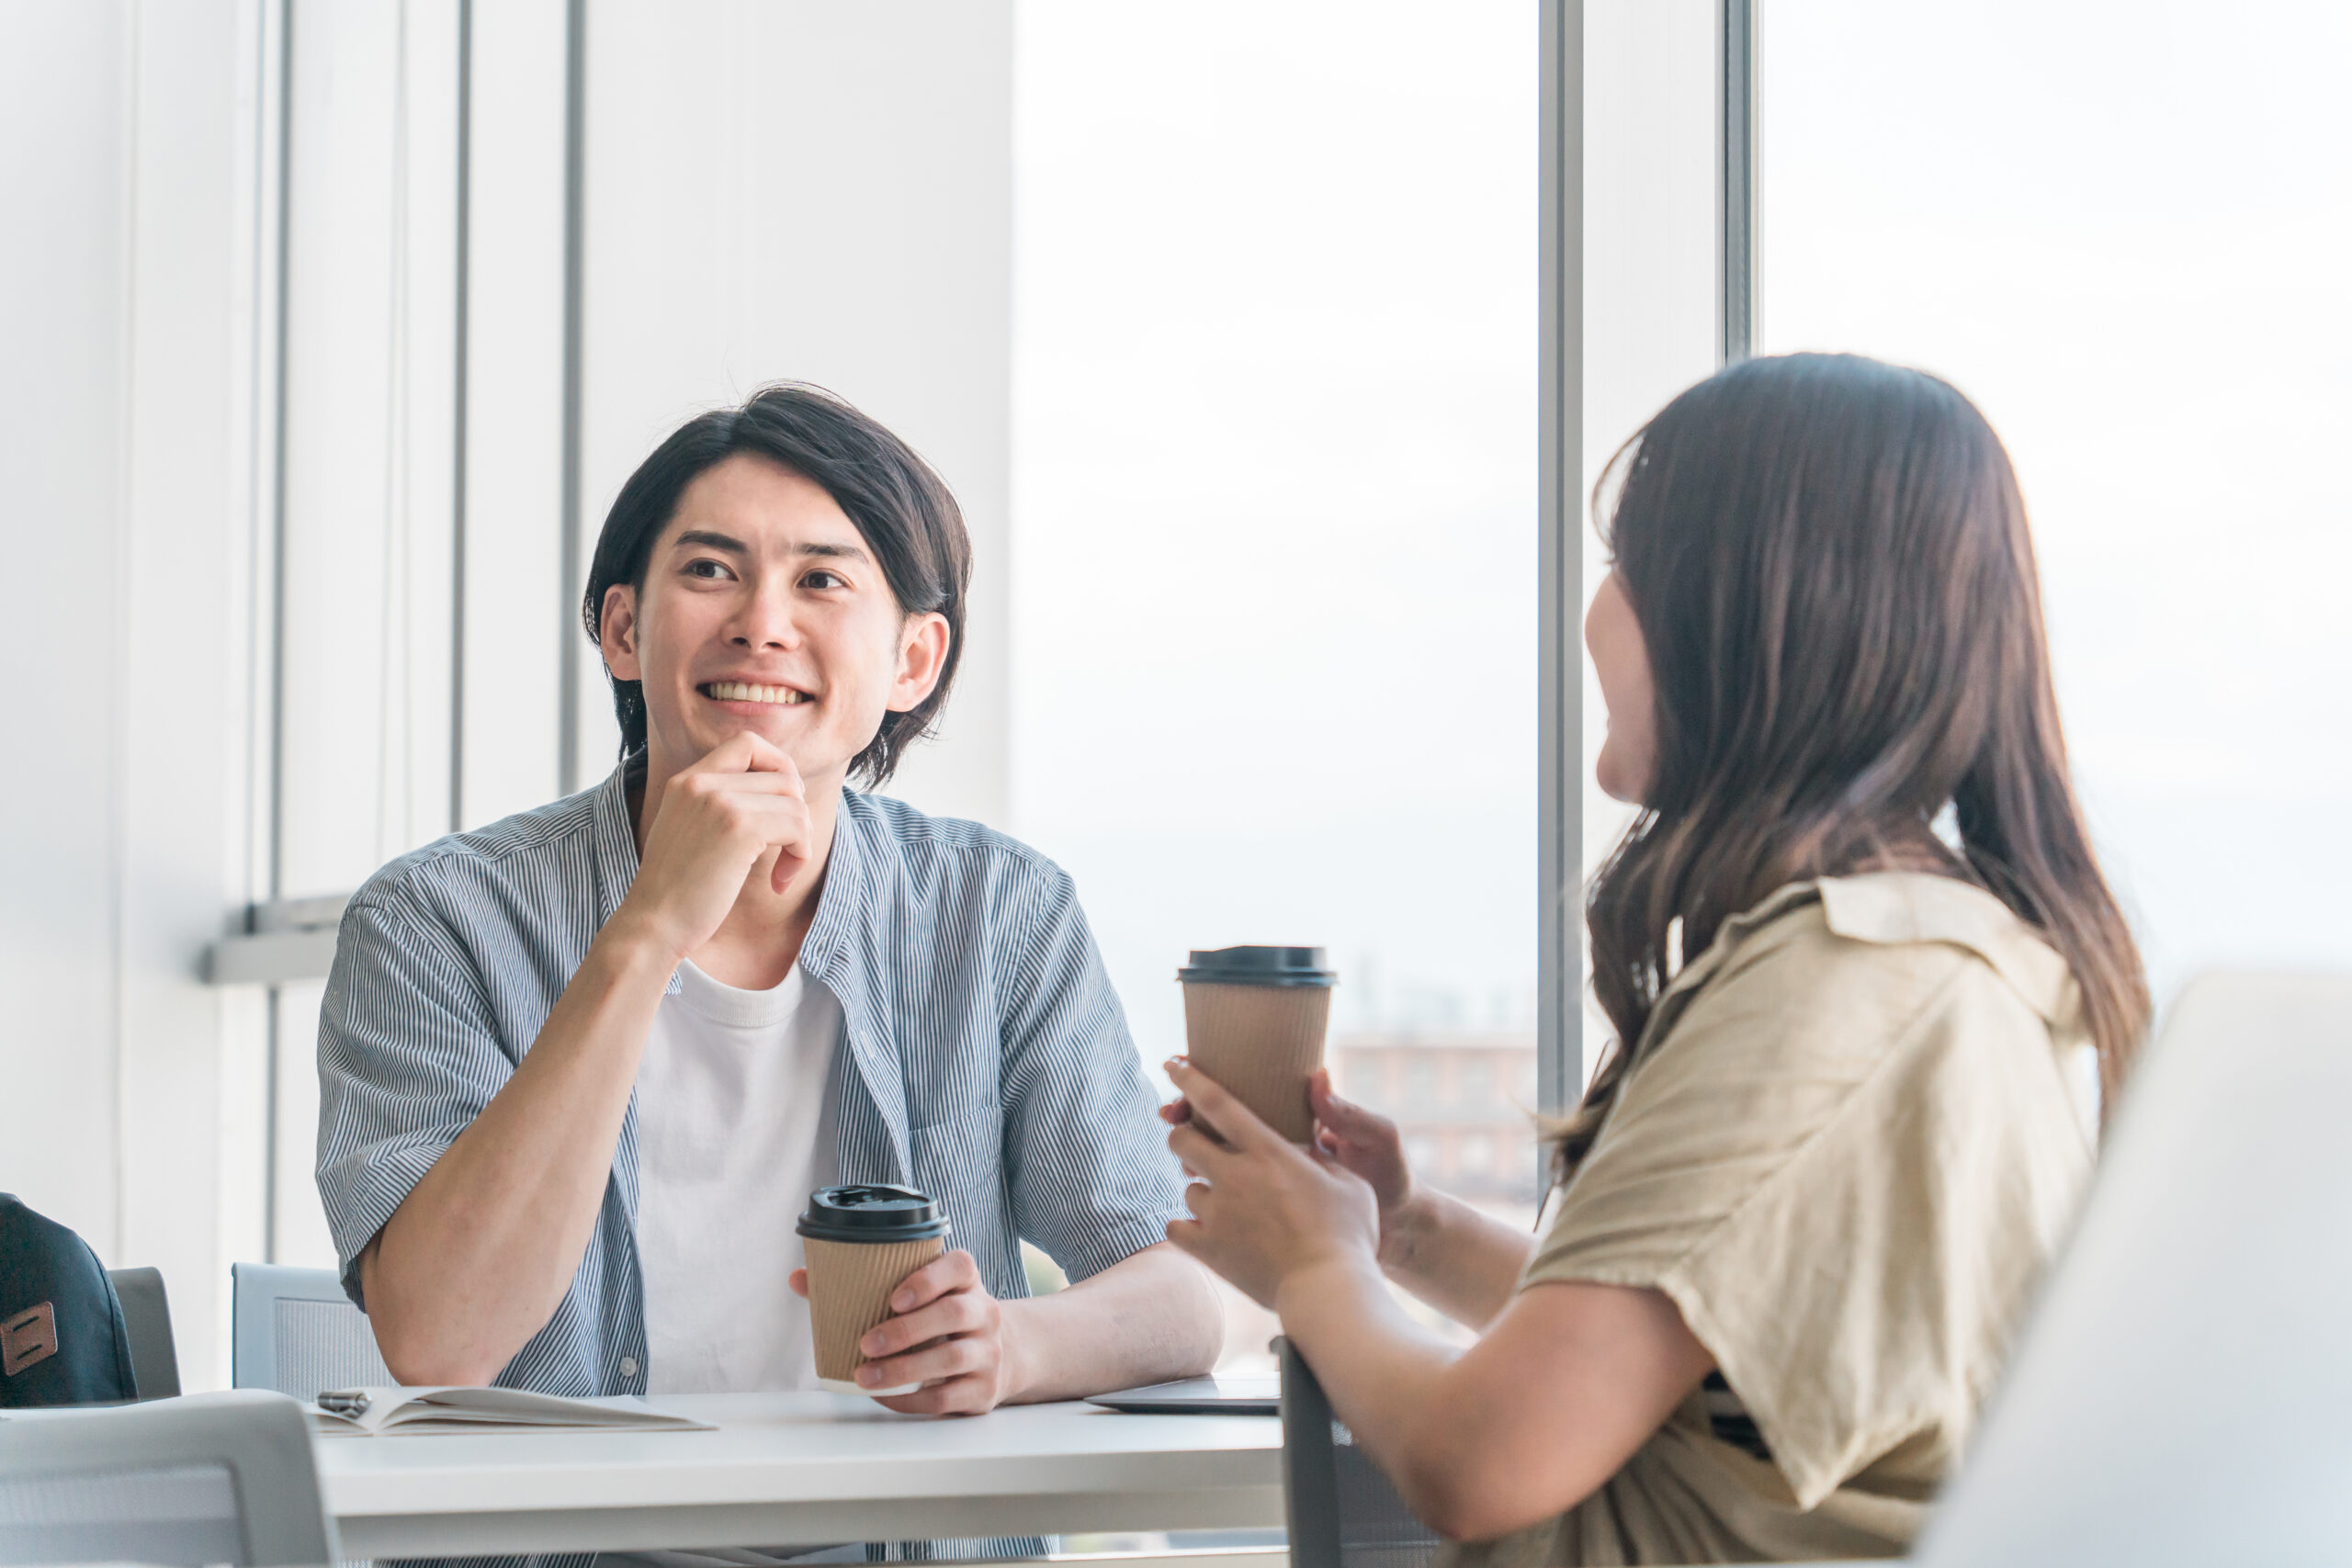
316,384,1220,1416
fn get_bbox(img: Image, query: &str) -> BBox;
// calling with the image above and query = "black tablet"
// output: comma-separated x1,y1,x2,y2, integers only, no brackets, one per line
1085,1375,1281,1416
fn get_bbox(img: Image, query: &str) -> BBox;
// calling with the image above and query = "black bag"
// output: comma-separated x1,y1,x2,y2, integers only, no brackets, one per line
0,1192,136,1406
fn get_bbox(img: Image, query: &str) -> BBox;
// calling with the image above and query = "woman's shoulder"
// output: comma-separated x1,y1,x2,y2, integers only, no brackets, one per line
1612,872,2087,1154
1671,872,2077,1055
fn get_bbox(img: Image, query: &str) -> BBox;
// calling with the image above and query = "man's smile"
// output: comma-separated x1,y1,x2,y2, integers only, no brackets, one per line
699,681,813,706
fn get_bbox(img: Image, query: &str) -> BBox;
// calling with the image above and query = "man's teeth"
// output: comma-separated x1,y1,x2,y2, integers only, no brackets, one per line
706,682,809,705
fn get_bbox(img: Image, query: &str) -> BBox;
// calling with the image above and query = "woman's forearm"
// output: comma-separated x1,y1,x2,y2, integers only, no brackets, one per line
1001,1243,1224,1403
361,918,675,1384
1380,1188,1538,1328
1273,1259,1707,1544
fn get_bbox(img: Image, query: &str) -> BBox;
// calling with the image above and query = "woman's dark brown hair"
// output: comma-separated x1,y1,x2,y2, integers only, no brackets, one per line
582,382,970,788
1556,353,2148,1181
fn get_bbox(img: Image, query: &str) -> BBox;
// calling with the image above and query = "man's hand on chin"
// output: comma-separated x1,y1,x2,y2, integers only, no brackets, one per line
790,1249,1025,1416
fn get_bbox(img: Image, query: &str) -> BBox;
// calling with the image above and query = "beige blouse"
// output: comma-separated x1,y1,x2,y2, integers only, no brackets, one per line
1446,873,2096,1566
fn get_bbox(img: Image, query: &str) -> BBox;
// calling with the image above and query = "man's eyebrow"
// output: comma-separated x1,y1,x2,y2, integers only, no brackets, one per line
797,540,871,562
671,529,749,555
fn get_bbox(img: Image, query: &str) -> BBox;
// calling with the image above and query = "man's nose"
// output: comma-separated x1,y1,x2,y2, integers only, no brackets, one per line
729,580,803,649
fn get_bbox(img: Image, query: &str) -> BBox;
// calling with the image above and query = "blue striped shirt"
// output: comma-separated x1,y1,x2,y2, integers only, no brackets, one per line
314,763,1183,1397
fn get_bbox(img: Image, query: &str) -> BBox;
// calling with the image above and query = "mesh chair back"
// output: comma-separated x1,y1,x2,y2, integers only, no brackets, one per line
232,1262,392,1403
1279,1337,1441,1568
0,1388,337,1566
105,1267,182,1400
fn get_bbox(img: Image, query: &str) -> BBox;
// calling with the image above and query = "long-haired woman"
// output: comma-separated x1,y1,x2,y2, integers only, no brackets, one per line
1161,353,2148,1564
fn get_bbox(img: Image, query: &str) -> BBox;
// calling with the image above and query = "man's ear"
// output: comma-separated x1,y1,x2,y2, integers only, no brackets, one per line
887,612,952,714
601,583,643,681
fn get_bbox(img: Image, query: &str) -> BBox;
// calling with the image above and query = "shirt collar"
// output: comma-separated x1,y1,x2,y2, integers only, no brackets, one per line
1815,871,2081,1028
1657,871,2081,1032
587,757,866,1006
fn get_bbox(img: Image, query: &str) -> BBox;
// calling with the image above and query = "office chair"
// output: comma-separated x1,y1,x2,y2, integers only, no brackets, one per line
0,1388,338,1566
105,1266,182,1400
232,1261,392,1402
1279,1337,1441,1568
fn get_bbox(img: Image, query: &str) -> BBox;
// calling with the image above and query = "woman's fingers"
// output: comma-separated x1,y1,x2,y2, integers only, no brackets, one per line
1310,1069,1383,1139
1164,1057,1281,1151
1167,1120,1232,1176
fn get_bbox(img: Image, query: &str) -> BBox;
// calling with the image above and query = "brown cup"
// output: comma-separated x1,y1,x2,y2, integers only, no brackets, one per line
1178,946,1338,1144
797,1185,952,1396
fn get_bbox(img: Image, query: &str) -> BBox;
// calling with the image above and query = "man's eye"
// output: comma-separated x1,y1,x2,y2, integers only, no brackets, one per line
684,558,732,580
803,570,846,590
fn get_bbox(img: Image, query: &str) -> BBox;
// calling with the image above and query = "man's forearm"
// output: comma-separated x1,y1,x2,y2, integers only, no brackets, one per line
1001,1242,1224,1403
363,918,675,1384
1380,1189,1538,1329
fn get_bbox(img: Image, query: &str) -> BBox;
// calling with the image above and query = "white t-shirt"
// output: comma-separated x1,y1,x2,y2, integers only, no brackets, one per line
633,956,842,1395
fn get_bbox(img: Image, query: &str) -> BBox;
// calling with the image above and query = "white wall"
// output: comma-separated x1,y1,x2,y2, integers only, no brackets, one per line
0,0,1015,1384
0,0,266,1390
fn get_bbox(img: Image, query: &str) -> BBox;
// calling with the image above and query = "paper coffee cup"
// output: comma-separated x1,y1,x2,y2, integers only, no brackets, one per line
1177,945,1338,1143
797,1184,952,1397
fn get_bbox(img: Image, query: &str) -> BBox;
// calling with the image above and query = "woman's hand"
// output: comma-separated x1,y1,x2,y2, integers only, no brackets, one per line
1164,1065,1433,1275
1306,1068,1442,1271
1161,1057,1381,1310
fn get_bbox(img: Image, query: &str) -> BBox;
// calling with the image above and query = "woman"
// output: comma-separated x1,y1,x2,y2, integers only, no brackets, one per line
1162,353,2148,1563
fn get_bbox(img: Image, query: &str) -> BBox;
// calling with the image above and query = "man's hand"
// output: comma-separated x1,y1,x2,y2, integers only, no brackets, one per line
789,1250,1022,1416
616,732,817,960
1162,1057,1382,1310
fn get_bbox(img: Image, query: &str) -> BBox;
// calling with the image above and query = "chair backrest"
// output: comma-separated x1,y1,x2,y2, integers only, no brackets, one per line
105,1267,181,1400
0,1387,338,1566
1279,1337,1440,1568
232,1262,392,1402
1918,972,2352,1565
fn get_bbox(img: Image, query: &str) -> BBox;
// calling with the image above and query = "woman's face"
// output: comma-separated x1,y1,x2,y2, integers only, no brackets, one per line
1586,570,1657,805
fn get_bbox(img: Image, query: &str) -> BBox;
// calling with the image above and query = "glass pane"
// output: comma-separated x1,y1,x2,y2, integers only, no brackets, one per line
1014,1,1541,1368
1757,0,2352,1000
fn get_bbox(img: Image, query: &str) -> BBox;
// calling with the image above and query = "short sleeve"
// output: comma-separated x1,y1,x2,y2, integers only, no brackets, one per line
314,898,513,1307
1524,919,2089,1508
994,863,1185,1283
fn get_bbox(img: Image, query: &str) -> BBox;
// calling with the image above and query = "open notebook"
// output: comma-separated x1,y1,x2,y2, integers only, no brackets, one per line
310,1386,715,1436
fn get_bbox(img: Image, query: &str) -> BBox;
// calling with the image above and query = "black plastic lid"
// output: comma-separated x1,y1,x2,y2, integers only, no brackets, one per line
796,1184,951,1243
1175,945,1338,988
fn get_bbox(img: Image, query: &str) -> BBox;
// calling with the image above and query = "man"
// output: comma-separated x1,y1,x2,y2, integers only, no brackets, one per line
318,384,1221,1414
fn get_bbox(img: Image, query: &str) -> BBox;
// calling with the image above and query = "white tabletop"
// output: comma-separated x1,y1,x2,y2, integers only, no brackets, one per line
316,1390,1284,1558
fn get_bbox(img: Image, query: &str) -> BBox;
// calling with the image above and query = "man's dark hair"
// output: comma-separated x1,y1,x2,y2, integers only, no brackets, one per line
581,382,970,788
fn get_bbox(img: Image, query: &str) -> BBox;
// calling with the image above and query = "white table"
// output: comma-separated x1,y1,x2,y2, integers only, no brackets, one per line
317,1391,1285,1558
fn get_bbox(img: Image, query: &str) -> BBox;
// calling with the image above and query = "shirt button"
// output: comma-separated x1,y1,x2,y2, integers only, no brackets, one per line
619,1356,639,1378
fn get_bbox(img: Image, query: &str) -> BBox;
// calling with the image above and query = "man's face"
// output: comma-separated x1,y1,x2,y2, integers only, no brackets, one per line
599,453,950,789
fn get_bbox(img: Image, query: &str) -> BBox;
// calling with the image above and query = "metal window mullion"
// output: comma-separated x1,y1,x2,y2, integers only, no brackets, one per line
1720,0,1758,364
451,0,472,833
555,0,586,796
1537,0,1585,1134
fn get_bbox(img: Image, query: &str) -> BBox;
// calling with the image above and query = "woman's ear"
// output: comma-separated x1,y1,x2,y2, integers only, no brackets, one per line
887,612,952,714
601,583,643,681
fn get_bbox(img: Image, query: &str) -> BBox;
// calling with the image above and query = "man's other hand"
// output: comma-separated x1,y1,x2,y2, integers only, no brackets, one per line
788,1249,1022,1416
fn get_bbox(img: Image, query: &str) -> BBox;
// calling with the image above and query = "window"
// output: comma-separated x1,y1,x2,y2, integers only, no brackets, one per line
1757,0,2352,999
1012,2,1540,1097
1464,1059,1496,1106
